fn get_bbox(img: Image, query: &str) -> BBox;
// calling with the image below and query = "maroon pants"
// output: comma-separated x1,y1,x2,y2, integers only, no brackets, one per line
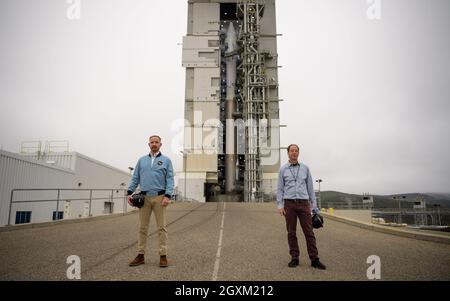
284,200,319,261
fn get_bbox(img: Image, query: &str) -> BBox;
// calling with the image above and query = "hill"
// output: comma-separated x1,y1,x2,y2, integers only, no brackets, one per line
319,191,450,208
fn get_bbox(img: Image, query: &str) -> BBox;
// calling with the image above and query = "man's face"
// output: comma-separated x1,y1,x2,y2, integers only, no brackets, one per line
288,145,299,162
148,137,161,153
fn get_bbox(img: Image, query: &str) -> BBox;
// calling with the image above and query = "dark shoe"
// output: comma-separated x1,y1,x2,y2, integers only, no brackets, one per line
311,259,326,270
288,258,299,268
160,255,168,268
129,254,145,267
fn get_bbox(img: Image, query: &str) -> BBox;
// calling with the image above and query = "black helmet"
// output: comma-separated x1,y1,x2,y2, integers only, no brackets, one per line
312,213,324,229
131,193,145,208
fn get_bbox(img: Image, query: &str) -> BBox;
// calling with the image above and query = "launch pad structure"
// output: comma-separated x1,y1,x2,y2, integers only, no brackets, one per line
181,0,281,202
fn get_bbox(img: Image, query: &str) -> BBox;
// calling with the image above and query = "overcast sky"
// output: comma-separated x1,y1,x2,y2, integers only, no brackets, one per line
0,0,449,195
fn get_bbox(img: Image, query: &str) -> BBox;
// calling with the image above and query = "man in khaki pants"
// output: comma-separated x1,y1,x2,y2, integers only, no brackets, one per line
127,135,174,267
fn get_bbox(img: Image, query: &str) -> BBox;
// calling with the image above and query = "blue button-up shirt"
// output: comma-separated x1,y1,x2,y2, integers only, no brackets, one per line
276,162,317,209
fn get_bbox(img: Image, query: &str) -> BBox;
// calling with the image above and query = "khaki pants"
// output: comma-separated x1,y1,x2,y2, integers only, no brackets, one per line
137,195,167,256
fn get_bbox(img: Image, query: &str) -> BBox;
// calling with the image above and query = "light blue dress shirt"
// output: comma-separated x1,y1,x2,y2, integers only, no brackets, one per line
276,162,317,210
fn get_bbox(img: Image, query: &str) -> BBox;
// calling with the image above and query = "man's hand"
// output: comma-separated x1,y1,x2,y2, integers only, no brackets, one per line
162,197,171,207
127,195,133,206
278,208,286,216
312,207,320,215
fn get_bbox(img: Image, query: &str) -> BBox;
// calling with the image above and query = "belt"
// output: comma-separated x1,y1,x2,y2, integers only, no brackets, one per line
141,190,165,197
285,199,308,203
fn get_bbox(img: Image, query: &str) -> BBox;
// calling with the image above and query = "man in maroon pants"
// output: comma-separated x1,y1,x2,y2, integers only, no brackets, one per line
277,144,326,269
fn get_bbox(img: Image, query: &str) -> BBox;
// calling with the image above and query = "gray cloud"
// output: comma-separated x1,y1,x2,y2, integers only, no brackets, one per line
1,0,449,195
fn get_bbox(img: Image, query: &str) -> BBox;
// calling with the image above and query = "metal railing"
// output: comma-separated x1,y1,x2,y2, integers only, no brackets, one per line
320,203,374,210
371,207,450,227
8,188,129,226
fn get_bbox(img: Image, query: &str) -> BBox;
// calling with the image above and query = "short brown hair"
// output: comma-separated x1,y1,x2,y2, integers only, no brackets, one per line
287,144,299,152
149,135,161,142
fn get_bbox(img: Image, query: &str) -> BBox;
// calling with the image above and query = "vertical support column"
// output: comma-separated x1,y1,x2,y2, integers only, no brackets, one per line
238,0,267,202
8,189,14,225
89,190,93,217
56,189,60,219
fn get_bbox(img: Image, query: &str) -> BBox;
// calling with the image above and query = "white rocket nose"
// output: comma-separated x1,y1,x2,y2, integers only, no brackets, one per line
226,22,237,54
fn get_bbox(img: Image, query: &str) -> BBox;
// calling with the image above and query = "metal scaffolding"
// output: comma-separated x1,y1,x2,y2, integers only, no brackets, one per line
237,0,269,202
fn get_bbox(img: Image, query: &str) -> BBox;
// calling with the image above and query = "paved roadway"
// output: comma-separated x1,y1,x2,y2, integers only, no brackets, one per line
0,202,449,281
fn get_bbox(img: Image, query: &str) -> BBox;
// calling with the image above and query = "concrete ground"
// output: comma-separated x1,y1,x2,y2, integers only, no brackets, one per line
0,202,449,281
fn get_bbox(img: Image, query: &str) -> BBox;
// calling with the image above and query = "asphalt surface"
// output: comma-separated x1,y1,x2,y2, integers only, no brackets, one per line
0,202,449,281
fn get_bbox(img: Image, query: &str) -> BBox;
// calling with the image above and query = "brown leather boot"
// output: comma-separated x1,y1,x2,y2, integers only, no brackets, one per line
159,255,168,268
129,254,145,267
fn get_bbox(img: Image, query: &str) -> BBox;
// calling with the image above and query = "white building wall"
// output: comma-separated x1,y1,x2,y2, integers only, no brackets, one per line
0,150,133,226
192,2,220,35
182,1,222,198
73,153,131,216
21,152,76,170
20,152,132,216
0,150,76,226
178,173,207,202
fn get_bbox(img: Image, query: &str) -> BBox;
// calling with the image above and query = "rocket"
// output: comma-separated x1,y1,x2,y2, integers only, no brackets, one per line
225,22,238,194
